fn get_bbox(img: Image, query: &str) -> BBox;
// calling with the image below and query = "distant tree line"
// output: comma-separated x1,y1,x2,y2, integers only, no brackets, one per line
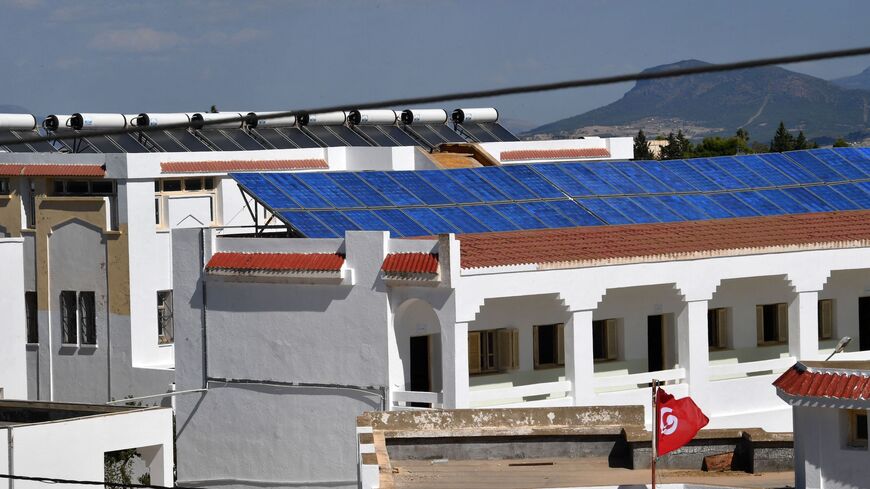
632,121,838,161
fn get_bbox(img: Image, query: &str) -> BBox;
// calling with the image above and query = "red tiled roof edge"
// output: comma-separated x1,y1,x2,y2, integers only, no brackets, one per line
773,363,870,401
457,211,870,270
382,253,439,274
0,164,105,177
500,148,611,161
205,252,344,272
161,159,329,174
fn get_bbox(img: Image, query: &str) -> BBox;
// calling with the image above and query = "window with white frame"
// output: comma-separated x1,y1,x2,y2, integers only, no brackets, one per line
707,308,728,350
157,290,174,345
592,319,618,361
818,299,834,340
533,323,564,369
468,328,518,375
154,177,218,228
61,290,96,346
847,409,868,449
756,303,788,344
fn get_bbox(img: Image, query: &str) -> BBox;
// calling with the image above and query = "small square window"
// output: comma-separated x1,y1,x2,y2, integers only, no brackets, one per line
162,179,182,192
468,329,518,375
65,181,89,194
203,177,216,190
53,180,65,194
184,178,203,191
848,410,868,449
90,180,114,195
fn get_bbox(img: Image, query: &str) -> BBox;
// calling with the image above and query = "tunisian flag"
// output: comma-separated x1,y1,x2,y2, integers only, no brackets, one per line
655,388,709,457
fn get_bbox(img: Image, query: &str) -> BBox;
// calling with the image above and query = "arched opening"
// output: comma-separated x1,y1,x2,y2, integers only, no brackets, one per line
821,269,870,355
392,299,442,399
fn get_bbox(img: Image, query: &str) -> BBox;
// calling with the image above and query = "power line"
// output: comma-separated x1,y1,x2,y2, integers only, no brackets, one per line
2,45,870,147
0,473,199,489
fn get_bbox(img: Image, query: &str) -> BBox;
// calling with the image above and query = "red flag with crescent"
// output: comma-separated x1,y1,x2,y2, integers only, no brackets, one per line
655,388,709,457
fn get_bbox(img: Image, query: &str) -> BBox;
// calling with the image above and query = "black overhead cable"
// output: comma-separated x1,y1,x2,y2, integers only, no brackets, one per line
0,473,200,489
2,45,870,148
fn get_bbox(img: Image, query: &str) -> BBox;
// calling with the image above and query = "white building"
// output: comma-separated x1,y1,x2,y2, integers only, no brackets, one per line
0,399,174,489
774,360,869,489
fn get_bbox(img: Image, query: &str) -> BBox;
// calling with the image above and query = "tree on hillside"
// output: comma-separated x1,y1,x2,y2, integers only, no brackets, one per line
769,122,794,152
660,131,692,160
833,138,849,147
794,131,810,150
675,130,692,156
633,130,654,160
736,128,749,143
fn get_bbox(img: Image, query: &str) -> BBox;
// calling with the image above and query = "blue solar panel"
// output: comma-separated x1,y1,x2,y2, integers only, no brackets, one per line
462,205,520,232
780,187,833,213
295,172,363,208
656,195,712,220
831,183,870,208
559,163,619,195
520,201,575,228
529,164,593,196
670,194,733,219
447,168,511,201
686,158,747,189
605,197,660,223
576,198,633,225
784,151,845,182
373,209,430,236
280,211,338,237
630,196,684,222
232,173,300,209
500,165,565,199
733,155,795,186
635,160,697,191
731,191,784,216
326,173,391,207
266,173,332,208
666,160,721,191
490,203,549,229
420,171,481,203
710,157,770,188
804,186,860,210
402,207,460,234
833,148,870,175
609,161,672,193
758,153,817,184
389,171,452,205
433,207,490,233
312,210,362,236
708,193,759,217
546,200,604,226
358,172,423,206
585,163,644,194
811,149,867,180
343,209,399,234
472,167,537,200
756,189,810,214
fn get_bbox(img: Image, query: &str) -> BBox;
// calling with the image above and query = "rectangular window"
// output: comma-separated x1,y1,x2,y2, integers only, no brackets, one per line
592,319,618,361
848,410,868,449
468,328,518,375
25,291,38,344
756,303,788,344
819,299,834,340
203,177,216,190
26,180,36,228
60,290,77,344
89,180,114,195
708,308,728,349
0,178,9,195
79,291,96,345
184,178,203,191
157,291,174,345
161,179,182,192
155,197,162,226
533,323,564,369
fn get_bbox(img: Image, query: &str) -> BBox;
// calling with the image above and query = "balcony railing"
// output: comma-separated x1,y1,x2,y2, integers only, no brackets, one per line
469,380,572,408
390,390,442,410
708,356,795,381
594,367,686,392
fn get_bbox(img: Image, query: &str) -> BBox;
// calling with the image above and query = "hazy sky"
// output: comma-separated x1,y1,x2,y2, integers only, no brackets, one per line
2,0,870,128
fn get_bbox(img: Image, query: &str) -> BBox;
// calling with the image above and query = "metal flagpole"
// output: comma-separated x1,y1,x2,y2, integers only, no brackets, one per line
651,379,658,489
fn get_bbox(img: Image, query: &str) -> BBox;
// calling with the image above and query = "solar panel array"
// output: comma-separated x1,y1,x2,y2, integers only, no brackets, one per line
233,148,870,238
0,129,58,153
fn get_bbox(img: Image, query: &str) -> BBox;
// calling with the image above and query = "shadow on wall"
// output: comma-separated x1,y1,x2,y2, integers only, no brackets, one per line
197,280,353,313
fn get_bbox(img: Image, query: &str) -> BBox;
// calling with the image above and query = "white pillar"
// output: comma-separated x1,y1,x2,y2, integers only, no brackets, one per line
677,300,709,396
566,310,595,405
441,321,469,408
789,290,820,360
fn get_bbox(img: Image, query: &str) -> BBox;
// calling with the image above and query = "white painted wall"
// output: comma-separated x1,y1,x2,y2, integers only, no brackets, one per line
478,136,635,164
794,405,869,489
167,195,214,228
2,407,174,489
0,238,27,399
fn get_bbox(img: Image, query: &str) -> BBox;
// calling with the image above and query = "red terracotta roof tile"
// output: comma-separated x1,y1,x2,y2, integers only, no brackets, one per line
206,252,344,272
774,363,870,401
457,211,870,269
382,253,439,274
500,148,611,161
161,159,328,174
0,164,105,176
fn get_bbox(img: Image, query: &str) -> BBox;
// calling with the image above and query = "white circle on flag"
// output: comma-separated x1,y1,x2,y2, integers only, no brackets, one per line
661,407,679,435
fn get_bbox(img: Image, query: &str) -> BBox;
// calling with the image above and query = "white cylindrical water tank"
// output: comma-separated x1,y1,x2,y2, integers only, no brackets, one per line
452,108,499,124
245,111,296,128
190,112,244,129
400,109,448,125
298,111,347,126
136,113,191,127
43,114,73,131
69,113,128,130
347,109,397,125
0,114,37,131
